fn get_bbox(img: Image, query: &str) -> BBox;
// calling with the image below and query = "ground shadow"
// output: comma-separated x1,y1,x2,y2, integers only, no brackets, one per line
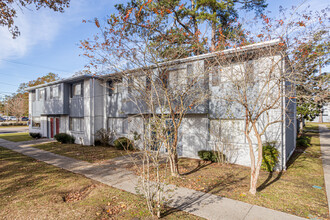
257,171,283,192
180,160,212,176
162,170,247,217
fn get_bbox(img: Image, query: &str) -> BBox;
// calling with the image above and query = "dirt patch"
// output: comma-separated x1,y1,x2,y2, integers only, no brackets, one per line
63,184,98,202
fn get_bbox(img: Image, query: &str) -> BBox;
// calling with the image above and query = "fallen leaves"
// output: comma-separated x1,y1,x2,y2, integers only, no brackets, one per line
63,184,98,203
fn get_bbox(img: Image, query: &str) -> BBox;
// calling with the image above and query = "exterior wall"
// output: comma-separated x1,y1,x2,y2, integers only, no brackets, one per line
93,80,105,139
69,84,84,117
31,83,69,116
284,81,297,165
127,116,144,148
179,115,209,158
68,79,104,145
27,44,296,171
206,54,289,169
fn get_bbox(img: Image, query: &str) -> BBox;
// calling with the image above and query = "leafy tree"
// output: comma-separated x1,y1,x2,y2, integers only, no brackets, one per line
294,30,330,130
0,100,5,115
0,0,70,38
17,72,60,93
107,0,267,60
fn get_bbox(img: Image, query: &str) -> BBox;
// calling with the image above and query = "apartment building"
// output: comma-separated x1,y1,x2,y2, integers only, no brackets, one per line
26,40,297,170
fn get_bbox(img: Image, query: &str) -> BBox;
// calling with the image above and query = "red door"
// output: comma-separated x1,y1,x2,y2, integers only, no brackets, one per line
50,118,54,138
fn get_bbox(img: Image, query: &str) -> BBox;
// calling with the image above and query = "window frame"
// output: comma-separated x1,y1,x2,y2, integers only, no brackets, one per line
51,85,59,99
69,117,84,132
31,90,36,102
71,82,83,98
31,116,41,128
38,89,45,101
108,77,123,96
160,69,169,89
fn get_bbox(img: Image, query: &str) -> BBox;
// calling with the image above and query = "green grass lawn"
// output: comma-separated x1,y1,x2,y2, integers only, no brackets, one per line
131,123,328,219
0,146,203,219
33,142,133,163
0,132,33,142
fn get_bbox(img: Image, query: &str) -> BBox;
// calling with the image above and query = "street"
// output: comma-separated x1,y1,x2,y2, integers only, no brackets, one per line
0,126,29,134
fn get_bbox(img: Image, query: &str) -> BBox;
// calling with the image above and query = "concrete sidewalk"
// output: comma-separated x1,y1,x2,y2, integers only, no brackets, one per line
0,138,305,220
319,125,330,215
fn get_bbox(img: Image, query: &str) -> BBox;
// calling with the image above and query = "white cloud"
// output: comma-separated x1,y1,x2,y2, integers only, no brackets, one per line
0,0,115,66
0,6,62,63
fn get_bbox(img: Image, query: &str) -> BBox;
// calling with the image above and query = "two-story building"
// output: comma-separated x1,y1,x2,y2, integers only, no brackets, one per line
26,39,297,170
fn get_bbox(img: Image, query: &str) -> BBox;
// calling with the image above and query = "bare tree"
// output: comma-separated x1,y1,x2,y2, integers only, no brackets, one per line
208,6,329,194
5,94,25,122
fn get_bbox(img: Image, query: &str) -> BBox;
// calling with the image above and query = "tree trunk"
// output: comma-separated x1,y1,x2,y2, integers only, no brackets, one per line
211,9,216,52
319,111,323,123
168,124,180,177
191,0,199,55
299,117,304,134
249,122,263,195
246,131,257,194
169,151,179,177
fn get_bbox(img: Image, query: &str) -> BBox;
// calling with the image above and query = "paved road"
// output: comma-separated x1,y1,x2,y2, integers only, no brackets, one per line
0,126,29,134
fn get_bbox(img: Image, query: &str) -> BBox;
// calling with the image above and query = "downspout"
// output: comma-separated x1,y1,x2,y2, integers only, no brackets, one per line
104,80,107,130
281,57,285,170
91,78,95,145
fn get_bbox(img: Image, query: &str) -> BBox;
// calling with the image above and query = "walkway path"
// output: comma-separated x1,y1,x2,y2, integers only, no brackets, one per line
319,125,330,215
0,138,305,220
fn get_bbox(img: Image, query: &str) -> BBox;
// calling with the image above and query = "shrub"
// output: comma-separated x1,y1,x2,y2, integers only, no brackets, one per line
261,142,279,172
94,128,115,146
198,150,219,162
114,137,134,151
296,135,311,148
29,132,41,139
54,133,75,144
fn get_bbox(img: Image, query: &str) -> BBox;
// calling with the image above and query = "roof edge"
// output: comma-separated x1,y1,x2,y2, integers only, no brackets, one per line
25,74,98,91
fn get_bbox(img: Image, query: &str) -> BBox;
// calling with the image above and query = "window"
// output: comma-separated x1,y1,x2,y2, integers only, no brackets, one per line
32,117,41,128
146,75,151,91
212,66,220,86
127,77,134,94
51,86,59,98
108,79,114,96
72,83,82,96
38,89,45,100
108,118,127,134
187,64,193,85
245,60,254,82
69,117,84,132
31,90,36,101
160,69,169,88
108,77,123,96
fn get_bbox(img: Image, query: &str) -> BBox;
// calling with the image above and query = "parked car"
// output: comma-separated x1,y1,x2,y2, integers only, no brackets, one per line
21,117,29,121
0,117,6,122
2,116,9,120
9,116,17,121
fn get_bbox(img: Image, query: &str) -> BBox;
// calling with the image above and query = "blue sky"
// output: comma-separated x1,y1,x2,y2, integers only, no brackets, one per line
0,0,327,99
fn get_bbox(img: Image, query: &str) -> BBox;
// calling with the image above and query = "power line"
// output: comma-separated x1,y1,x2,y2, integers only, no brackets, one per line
0,82,19,87
0,91,15,94
0,71,32,80
0,59,73,74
